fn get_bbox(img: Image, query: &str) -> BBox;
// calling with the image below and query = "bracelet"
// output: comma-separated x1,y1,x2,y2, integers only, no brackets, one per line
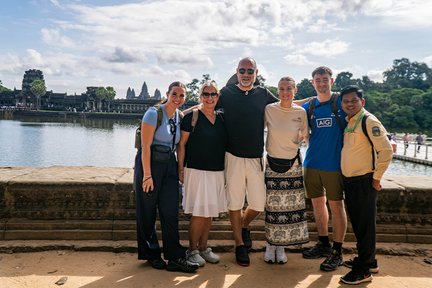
143,176,152,182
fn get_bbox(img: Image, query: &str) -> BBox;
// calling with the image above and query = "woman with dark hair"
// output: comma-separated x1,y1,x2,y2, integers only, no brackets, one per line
134,81,198,273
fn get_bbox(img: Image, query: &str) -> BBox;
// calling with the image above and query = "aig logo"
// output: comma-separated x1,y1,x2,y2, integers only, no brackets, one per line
316,118,332,128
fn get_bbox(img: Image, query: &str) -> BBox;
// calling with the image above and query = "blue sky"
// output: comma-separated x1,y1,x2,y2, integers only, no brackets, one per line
1,0,432,98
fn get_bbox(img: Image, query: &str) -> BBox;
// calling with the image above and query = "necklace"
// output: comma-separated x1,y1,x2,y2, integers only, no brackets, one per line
237,84,253,95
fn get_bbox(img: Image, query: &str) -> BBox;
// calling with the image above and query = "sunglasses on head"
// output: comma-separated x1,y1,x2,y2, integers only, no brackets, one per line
168,118,176,135
238,68,255,75
202,92,218,98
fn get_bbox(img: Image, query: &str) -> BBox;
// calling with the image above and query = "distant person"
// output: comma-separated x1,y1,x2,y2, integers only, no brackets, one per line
177,81,228,267
402,133,410,149
263,76,309,264
416,133,424,152
389,134,397,153
134,81,198,273
301,66,347,272
217,57,278,266
339,85,393,285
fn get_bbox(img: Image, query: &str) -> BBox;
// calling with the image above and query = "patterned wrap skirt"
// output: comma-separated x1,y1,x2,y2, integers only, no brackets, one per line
264,158,309,246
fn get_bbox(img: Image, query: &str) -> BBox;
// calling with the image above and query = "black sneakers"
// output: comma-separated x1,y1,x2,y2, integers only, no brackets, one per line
320,249,343,271
241,228,252,250
166,257,199,273
340,270,372,285
302,241,332,259
235,245,250,266
344,258,379,273
149,258,167,270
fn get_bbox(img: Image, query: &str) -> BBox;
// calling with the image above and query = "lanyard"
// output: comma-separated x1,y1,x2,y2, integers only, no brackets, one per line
344,110,364,133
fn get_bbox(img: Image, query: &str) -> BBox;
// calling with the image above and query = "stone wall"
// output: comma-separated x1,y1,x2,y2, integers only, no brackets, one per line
0,167,431,242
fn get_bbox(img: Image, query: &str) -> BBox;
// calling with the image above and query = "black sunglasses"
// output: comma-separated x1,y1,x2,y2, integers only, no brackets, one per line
168,118,176,135
202,92,219,98
238,68,255,75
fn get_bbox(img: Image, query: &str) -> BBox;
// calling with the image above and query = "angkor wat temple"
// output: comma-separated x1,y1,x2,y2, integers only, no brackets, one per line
0,69,174,114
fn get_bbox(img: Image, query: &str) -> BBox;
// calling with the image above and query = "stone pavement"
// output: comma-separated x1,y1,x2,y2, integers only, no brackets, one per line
0,241,431,288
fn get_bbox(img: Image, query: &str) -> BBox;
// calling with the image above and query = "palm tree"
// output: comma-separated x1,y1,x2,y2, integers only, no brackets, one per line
30,80,46,110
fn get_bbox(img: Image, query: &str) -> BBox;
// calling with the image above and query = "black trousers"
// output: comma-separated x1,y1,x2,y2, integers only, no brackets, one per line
134,149,185,261
343,173,377,273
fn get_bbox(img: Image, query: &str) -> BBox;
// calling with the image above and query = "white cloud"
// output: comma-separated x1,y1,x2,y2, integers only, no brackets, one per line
284,54,316,66
423,56,432,67
298,39,350,57
367,69,384,82
41,28,75,48
101,47,145,63
362,0,432,28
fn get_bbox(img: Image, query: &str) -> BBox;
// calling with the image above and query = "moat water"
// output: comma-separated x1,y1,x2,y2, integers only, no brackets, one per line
0,118,430,176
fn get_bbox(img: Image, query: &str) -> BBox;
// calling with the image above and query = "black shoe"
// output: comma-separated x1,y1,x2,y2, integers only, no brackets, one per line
344,258,379,273
242,228,252,250
235,245,250,266
340,270,372,285
320,249,343,271
302,241,332,259
167,257,199,273
149,258,167,270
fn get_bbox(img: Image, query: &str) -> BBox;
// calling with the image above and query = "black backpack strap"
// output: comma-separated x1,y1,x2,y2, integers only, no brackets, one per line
361,114,375,170
307,97,316,130
330,93,344,134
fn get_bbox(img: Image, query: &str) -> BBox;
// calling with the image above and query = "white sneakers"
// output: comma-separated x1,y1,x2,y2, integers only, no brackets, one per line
200,248,220,264
264,243,287,264
186,248,220,266
264,243,276,263
276,246,287,264
186,250,206,267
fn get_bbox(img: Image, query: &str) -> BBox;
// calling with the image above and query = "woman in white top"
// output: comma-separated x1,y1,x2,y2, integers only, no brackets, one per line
263,76,309,264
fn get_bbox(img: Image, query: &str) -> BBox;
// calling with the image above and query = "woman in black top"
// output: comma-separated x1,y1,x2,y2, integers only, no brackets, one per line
177,81,228,266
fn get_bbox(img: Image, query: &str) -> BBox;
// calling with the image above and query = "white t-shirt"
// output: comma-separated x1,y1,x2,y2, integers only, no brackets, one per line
264,102,308,159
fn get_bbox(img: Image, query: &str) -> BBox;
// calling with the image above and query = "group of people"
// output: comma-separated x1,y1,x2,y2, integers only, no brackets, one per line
133,57,394,285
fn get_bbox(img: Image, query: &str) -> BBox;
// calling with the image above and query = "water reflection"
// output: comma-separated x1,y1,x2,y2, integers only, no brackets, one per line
0,117,431,175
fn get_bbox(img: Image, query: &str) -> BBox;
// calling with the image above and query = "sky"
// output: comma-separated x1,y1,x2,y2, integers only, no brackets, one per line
1,0,432,99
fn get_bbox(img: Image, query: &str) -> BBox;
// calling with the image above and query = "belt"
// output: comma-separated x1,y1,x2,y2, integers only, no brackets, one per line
342,172,373,182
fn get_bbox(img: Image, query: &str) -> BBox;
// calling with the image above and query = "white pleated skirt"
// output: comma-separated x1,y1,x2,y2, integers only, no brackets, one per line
183,167,227,217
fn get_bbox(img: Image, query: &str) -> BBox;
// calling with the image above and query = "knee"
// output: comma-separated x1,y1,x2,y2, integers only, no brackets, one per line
329,201,346,215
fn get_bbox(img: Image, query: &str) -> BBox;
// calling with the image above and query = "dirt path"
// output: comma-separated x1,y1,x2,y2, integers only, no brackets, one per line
1,251,431,288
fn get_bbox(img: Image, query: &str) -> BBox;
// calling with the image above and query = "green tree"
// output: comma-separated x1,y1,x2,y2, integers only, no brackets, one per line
186,74,213,102
383,58,432,90
334,71,355,91
0,80,11,92
186,78,200,102
106,86,116,112
30,79,46,110
95,87,108,111
296,78,315,99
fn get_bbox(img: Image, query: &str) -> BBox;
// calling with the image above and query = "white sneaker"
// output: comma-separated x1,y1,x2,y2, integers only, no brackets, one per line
199,248,220,264
276,246,287,264
264,243,276,264
186,249,206,267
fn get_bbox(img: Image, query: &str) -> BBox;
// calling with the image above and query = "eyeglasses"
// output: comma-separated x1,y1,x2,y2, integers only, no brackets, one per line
238,68,255,75
168,118,176,135
202,92,219,98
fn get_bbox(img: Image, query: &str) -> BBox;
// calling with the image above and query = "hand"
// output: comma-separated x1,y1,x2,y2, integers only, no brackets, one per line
372,179,382,191
178,170,184,184
142,176,154,193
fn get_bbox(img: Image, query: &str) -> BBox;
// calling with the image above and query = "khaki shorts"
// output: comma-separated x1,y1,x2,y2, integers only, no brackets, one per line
225,152,266,211
303,167,344,201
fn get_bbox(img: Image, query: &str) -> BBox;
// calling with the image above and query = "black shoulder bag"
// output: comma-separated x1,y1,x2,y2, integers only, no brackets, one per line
266,149,301,173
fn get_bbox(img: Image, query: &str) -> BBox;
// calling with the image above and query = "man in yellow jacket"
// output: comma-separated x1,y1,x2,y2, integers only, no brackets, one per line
339,85,393,285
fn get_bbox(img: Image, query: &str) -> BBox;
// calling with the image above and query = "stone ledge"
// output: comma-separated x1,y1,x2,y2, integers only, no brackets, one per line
1,166,431,243
0,240,430,257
